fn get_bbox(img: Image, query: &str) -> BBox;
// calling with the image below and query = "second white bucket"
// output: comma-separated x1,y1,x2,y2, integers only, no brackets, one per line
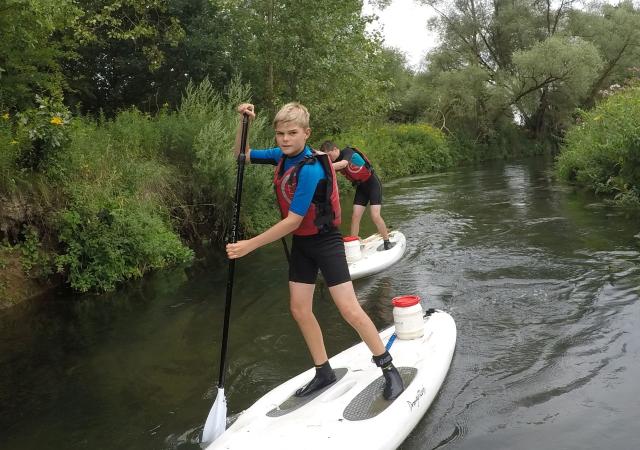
343,235,362,262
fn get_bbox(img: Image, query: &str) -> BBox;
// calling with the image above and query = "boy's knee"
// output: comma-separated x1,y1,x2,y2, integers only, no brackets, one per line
339,307,367,328
290,303,311,322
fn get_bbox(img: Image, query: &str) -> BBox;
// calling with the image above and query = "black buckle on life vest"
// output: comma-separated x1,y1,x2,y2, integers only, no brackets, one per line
313,200,335,233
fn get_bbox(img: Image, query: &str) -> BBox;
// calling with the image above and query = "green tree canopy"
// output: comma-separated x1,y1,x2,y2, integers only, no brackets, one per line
222,0,397,134
0,0,80,109
63,0,195,114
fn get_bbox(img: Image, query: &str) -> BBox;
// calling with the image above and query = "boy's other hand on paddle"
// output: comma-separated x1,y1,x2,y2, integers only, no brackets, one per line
226,240,254,259
237,103,255,120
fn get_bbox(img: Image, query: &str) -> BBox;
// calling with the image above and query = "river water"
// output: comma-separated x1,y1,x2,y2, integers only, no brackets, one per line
1,157,639,450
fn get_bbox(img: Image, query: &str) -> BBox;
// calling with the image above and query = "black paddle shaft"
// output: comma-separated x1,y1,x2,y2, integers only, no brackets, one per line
281,237,290,263
217,114,249,388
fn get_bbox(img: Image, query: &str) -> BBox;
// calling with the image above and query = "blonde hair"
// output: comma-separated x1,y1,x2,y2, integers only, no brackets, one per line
273,102,310,129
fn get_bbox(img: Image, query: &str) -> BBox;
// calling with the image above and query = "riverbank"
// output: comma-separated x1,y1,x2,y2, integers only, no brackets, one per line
0,248,54,309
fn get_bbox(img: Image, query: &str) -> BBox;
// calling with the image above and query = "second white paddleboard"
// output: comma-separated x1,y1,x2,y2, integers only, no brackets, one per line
348,230,407,280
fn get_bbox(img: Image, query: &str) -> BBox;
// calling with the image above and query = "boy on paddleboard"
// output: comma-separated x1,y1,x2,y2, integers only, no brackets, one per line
320,141,394,250
226,102,404,400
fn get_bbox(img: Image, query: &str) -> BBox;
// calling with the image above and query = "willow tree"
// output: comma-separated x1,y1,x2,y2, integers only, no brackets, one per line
410,0,613,143
510,35,601,137
569,1,640,108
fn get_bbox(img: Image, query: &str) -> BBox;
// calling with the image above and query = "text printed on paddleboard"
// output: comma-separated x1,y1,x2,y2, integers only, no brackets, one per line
407,387,426,411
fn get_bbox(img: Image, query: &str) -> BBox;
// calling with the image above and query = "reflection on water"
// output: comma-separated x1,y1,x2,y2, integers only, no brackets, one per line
1,157,639,450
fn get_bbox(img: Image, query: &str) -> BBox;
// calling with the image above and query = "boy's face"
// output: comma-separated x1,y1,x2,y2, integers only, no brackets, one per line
275,121,310,156
326,146,340,162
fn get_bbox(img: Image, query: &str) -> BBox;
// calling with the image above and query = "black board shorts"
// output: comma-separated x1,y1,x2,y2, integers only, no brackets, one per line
289,229,351,287
353,173,383,206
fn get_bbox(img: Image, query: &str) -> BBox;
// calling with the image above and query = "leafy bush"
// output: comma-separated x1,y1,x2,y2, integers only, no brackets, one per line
51,78,278,291
53,106,194,291
55,202,193,292
556,83,640,208
178,78,277,240
19,226,53,279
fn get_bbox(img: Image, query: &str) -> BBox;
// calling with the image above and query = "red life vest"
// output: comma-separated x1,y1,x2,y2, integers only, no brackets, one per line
340,146,374,184
273,151,341,236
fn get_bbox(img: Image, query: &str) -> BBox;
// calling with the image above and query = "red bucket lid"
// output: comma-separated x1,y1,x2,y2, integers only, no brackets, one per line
392,295,421,307
343,235,360,242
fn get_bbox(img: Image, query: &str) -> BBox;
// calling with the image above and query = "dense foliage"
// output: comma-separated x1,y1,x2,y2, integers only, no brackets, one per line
2,0,639,295
556,82,640,208
0,79,279,292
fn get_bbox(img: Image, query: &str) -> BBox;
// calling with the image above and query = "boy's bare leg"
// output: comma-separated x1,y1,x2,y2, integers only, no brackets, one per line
289,281,328,364
350,205,366,238
327,281,385,355
369,205,389,241
290,281,338,397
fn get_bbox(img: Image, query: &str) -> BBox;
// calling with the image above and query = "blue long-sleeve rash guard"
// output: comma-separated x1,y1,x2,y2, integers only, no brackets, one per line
249,145,325,216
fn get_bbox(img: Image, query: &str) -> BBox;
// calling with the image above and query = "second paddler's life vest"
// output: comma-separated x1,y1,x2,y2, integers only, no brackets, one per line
274,151,341,236
340,146,374,184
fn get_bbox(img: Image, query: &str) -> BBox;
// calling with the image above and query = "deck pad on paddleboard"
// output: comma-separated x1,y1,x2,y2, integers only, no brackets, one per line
343,367,417,421
266,368,348,417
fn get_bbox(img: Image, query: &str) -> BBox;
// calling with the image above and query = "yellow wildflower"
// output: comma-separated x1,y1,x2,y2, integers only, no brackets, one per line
2,113,9,120
50,116,64,125
10,140,18,145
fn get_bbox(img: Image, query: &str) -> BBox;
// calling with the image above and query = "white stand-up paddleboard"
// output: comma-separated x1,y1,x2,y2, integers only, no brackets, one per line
206,309,456,450
346,230,407,280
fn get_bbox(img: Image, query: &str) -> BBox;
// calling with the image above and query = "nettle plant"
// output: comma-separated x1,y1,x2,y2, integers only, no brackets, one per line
15,95,71,171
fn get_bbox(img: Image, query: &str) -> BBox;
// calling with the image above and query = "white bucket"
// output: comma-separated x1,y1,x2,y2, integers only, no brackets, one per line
343,236,362,262
392,295,424,340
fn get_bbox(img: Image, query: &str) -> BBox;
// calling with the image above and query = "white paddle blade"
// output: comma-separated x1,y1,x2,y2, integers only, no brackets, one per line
202,387,227,444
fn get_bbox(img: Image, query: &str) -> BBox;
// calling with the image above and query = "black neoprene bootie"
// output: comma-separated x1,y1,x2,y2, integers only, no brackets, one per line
373,350,404,400
295,361,337,397
381,240,396,251
382,364,403,400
